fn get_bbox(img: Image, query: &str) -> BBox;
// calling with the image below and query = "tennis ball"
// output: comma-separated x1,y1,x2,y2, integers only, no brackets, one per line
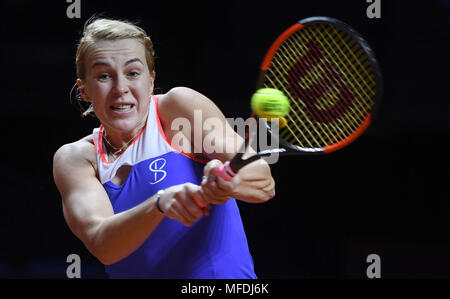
251,88,290,127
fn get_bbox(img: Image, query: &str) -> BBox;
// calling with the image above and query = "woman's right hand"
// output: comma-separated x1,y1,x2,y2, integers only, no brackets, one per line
158,183,210,226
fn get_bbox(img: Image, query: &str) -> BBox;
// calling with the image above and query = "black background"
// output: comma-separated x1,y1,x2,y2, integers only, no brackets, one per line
1,0,449,279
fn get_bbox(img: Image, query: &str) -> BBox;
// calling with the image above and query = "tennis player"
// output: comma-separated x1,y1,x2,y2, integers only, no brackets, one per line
53,17,275,278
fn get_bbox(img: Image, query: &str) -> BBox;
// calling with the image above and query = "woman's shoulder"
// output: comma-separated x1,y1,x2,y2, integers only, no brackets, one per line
155,87,215,118
53,134,98,173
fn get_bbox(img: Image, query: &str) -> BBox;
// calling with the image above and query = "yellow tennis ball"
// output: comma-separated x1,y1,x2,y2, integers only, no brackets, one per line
251,88,290,127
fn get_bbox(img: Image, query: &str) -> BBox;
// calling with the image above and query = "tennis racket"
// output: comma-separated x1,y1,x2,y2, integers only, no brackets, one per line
211,16,383,183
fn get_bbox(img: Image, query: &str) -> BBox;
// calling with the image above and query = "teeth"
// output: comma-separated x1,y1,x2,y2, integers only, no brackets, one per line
112,104,133,110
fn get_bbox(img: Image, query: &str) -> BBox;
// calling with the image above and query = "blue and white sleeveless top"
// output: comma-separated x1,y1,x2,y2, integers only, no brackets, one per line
92,96,257,279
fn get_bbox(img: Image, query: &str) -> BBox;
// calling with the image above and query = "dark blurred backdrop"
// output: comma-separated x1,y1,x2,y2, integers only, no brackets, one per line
0,0,449,279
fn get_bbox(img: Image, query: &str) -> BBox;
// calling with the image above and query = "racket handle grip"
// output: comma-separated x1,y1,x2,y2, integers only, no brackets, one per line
194,161,236,208
215,161,236,182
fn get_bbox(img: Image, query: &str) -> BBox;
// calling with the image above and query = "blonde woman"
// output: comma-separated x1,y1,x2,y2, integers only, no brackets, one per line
53,17,275,278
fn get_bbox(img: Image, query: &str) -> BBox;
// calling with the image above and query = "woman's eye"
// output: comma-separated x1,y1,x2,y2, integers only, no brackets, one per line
98,73,110,81
128,71,140,77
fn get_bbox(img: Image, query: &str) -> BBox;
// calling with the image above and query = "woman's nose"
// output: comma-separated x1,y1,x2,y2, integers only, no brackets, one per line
112,77,129,96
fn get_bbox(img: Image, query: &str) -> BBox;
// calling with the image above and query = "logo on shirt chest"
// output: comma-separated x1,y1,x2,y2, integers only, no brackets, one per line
148,158,167,184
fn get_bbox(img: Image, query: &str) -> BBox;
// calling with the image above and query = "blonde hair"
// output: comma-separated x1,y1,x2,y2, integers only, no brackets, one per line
75,17,155,115
76,17,155,79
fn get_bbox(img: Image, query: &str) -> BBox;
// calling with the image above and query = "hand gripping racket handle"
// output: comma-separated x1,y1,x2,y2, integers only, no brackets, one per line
215,161,237,181
194,161,237,208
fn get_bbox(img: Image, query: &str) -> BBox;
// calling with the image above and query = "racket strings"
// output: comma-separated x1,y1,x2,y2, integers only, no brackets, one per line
281,43,345,145
290,26,371,137
264,56,321,148
270,39,335,146
269,34,346,146
317,26,375,135
286,37,355,140
270,37,349,146
318,26,376,110
267,56,325,148
264,23,377,149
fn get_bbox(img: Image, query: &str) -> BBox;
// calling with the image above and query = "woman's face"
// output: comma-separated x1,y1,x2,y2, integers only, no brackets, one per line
78,38,154,135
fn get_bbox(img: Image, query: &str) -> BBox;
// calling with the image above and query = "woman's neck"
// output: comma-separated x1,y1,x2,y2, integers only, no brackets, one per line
102,120,146,157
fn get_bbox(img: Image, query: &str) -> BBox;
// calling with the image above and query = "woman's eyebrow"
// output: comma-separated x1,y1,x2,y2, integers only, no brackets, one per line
91,58,143,69
91,61,110,69
125,58,144,66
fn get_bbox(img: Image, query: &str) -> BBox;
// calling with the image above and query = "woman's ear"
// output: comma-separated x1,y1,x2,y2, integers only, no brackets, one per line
76,78,91,102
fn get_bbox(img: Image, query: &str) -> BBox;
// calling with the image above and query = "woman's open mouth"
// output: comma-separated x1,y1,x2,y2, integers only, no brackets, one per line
110,104,135,113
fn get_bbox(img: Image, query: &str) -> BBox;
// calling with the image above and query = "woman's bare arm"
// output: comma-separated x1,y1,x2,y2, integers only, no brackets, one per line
158,87,275,204
53,139,207,265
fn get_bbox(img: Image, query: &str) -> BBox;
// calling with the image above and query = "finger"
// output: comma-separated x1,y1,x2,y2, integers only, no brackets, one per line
190,183,209,209
202,178,230,198
164,200,193,226
214,176,235,193
168,189,197,224
200,183,216,202
192,190,211,216
171,200,196,226
207,174,216,183
203,159,222,178
192,194,206,208
178,185,205,219
201,183,229,205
